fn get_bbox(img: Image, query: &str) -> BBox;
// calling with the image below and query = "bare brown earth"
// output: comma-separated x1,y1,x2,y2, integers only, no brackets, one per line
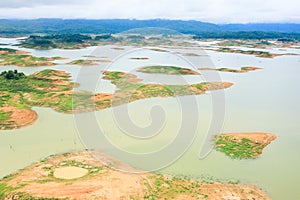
202,82,233,90
1,151,271,200
0,50,29,55
68,59,111,66
0,106,37,130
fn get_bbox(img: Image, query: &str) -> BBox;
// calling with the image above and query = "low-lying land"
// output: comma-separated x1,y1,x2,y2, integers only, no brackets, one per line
215,47,281,58
129,57,149,60
199,66,262,73
67,59,111,66
0,69,233,130
19,34,97,50
215,39,300,49
0,48,63,67
0,151,271,200
18,34,192,50
214,132,277,159
100,71,232,108
137,66,200,75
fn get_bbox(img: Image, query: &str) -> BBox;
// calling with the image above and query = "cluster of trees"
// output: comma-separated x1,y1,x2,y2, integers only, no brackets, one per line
0,70,26,80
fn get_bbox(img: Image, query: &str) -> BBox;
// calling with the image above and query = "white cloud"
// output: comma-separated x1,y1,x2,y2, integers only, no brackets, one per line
0,0,299,23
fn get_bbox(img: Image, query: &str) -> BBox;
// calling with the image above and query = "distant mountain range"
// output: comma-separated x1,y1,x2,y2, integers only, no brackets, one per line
0,19,299,35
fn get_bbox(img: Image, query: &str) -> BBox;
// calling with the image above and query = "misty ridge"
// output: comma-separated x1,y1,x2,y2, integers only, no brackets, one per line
0,19,299,36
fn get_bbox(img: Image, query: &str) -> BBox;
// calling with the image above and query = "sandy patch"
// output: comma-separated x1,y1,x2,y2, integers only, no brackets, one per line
53,166,88,180
0,106,37,130
1,151,271,200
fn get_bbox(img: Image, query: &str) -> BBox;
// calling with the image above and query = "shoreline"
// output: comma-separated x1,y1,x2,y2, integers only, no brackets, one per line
0,150,271,200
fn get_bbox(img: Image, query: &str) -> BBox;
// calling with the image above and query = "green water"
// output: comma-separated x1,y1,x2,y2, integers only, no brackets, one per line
0,39,299,199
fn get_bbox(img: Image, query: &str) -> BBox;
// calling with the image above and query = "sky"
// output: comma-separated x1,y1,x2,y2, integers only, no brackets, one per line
0,0,299,24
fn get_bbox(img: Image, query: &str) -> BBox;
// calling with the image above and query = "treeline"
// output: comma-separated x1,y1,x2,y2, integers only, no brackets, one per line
21,34,115,49
193,31,300,40
0,19,299,36
0,70,26,80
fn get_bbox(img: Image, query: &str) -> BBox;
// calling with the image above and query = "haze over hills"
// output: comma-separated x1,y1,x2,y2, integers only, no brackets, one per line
0,19,299,35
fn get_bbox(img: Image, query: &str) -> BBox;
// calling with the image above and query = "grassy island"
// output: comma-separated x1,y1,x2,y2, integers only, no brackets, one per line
0,48,63,67
215,39,300,49
0,151,271,200
129,57,149,60
216,47,280,58
199,66,262,73
0,69,233,130
137,66,200,75
215,132,276,159
68,59,111,65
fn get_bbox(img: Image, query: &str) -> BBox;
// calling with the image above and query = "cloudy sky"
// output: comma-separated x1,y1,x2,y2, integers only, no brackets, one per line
0,0,299,23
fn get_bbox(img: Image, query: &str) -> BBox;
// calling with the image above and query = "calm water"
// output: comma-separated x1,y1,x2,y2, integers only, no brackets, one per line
0,38,300,199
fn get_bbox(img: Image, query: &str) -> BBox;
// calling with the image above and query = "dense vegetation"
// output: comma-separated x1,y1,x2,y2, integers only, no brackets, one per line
18,34,187,49
20,34,96,49
193,31,300,40
0,19,299,36
0,70,25,80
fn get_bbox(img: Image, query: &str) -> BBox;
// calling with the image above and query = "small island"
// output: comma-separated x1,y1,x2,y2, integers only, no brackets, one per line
216,47,281,58
137,66,200,75
129,57,149,60
182,53,201,57
199,66,262,73
0,151,271,200
214,132,277,159
0,47,63,67
67,59,111,66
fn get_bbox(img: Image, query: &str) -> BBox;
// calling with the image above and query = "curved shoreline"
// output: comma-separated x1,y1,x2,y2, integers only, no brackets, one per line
0,106,37,130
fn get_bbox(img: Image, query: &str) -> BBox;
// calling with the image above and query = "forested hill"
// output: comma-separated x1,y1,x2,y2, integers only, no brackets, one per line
0,19,299,35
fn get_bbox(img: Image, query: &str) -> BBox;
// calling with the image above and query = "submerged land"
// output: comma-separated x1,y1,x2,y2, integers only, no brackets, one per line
199,66,262,73
0,48,63,67
137,66,200,75
0,68,232,130
0,151,271,200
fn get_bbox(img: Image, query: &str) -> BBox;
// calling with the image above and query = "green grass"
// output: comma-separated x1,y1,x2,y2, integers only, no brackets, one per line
0,110,11,123
215,136,264,159
0,69,232,130
137,66,199,75
0,183,14,199
0,48,60,67
216,48,278,58
143,175,208,199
